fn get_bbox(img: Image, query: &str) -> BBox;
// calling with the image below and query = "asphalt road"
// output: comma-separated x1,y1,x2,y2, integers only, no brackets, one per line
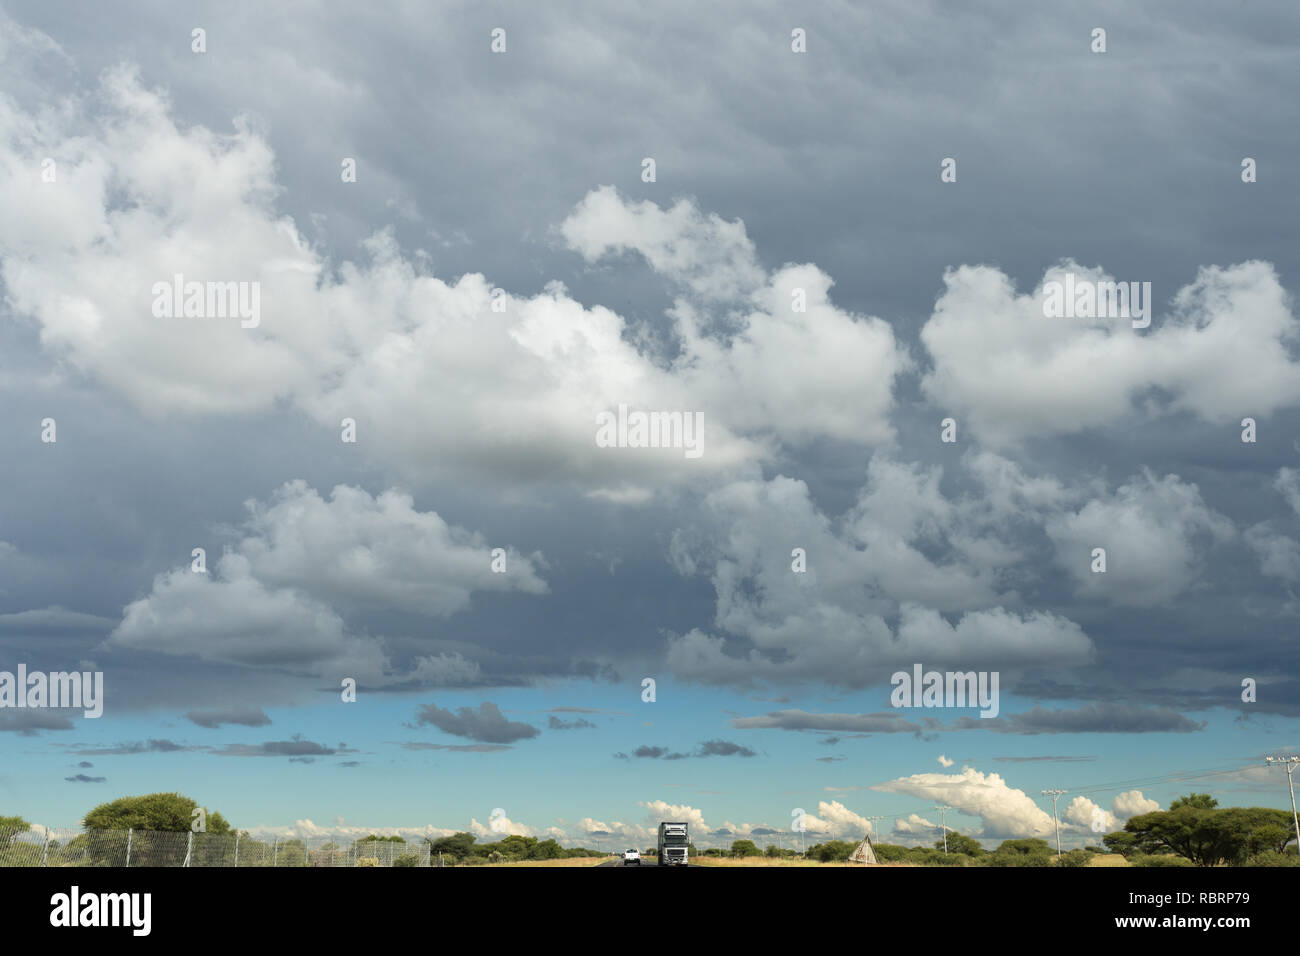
596,858,697,867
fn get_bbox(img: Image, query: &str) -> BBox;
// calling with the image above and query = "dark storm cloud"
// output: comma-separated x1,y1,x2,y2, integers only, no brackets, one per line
185,707,272,729
0,0,1296,729
411,701,539,744
951,704,1206,735
0,710,75,734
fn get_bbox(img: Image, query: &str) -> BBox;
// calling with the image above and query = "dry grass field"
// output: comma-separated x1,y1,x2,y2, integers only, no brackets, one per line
486,856,609,867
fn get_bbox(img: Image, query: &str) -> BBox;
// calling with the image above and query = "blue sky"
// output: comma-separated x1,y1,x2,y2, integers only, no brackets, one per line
1,0,1299,851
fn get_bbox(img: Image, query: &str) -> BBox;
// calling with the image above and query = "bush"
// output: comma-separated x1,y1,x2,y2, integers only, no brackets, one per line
1130,853,1194,868
1247,851,1300,867
1058,849,1092,868
393,853,420,867
355,857,380,867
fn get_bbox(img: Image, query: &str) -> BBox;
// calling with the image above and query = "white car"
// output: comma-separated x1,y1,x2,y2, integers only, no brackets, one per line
622,848,641,865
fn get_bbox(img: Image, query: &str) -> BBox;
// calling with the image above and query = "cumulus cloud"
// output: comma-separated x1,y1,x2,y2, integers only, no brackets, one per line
873,767,1055,839
1112,789,1160,819
1064,795,1116,833
1045,470,1233,605
798,800,871,838
106,481,545,685
938,754,954,767
638,800,707,832
892,813,940,838
469,810,536,838
920,259,1300,446
0,75,913,498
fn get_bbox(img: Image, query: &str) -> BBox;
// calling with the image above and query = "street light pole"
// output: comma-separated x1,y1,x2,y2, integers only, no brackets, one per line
1042,789,1067,863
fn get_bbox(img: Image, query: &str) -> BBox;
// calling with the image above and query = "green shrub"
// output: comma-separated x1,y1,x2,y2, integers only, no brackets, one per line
355,857,380,867
393,853,420,867
1130,853,1194,867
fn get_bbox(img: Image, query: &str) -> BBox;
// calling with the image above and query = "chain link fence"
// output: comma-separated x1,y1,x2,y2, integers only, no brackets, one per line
0,827,449,867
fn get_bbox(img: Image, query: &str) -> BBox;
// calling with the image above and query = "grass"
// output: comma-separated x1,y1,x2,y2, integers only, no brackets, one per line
485,856,609,867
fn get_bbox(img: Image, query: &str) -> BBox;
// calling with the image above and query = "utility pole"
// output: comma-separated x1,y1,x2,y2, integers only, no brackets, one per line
1265,756,1300,854
934,806,951,853
1042,790,1067,863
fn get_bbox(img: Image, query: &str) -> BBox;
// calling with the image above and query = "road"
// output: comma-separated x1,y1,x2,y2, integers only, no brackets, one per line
596,858,697,867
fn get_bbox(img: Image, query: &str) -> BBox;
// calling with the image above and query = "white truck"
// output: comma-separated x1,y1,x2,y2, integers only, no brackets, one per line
657,821,689,866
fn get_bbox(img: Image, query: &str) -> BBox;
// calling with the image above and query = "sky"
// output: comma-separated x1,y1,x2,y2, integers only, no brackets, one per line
1,0,1298,852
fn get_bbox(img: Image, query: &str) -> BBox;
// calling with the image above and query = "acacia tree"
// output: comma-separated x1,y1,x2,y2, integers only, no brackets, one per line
1122,798,1294,866
936,832,985,856
82,792,231,866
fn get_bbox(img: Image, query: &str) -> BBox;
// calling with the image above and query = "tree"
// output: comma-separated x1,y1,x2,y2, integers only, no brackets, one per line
1102,830,1164,858
806,840,855,862
425,832,475,861
0,815,29,850
533,838,563,859
1169,793,1218,811
1120,805,1280,867
936,832,984,857
988,838,1054,867
730,839,760,858
83,792,231,833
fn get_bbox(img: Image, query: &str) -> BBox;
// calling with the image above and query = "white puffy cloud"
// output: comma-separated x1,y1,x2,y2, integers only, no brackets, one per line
1112,789,1160,819
920,259,1300,446
1045,470,1233,605
469,811,537,838
873,767,1055,839
106,481,545,683
937,754,954,767
0,73,909,498
235,480,546,615
667,466,1095,686
638,800,708,833
892,813,940,837
798,800,871,838
108,552,389,682
1064,795,1117,833
1246,470,1300,584
560,184,765,302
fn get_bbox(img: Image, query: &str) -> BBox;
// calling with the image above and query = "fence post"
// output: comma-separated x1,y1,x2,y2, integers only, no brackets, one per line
234,831,240,868
185,830,193,868
125,828,133,868
41,832,49,867
273,836,279,867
